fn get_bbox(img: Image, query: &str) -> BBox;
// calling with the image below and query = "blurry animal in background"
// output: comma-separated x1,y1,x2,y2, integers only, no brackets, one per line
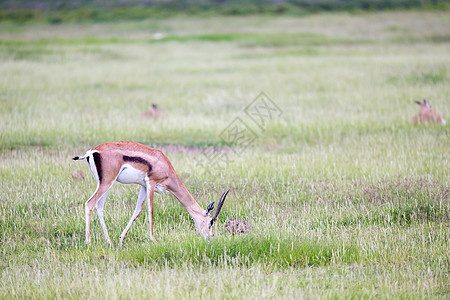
71,169,84,180
142,104,162,118
224,218,251,236
412,99,446,125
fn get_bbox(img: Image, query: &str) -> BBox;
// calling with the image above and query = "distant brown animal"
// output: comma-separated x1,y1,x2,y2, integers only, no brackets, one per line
142,104,162,118
224,218,251,235
412,99,446,125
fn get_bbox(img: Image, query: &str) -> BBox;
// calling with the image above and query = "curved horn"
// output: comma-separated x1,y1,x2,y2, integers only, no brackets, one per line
212,189,229,221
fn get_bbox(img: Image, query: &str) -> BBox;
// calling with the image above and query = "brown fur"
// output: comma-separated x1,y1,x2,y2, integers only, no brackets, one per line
75,141,227,246
142,104,162,118
412,100,445,125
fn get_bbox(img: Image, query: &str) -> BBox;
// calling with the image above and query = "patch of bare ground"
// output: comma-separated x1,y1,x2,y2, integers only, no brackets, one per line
224,218,252,235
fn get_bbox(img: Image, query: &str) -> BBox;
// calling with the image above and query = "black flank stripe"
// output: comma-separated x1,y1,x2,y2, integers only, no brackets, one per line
123,155,152,172
92,152,103,183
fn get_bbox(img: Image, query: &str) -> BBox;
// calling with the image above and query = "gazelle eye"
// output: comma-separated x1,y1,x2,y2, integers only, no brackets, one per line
209,219,214,227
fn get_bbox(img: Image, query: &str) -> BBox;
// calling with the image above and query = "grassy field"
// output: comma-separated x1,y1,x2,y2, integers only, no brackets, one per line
0,11,449,298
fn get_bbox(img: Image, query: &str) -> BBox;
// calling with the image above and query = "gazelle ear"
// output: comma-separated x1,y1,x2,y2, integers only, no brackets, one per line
415,100,422,105
205,201,215,216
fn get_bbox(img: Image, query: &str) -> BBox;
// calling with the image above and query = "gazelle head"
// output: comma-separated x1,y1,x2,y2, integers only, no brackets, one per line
199,190,230,239
415,99,431,110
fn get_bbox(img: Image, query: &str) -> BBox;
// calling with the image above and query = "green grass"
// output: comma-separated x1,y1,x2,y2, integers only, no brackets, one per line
0,11,449,299
1,0,448,24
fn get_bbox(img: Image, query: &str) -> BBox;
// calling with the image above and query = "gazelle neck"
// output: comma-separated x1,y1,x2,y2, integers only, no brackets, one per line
167,177,212,238
168,176,205,219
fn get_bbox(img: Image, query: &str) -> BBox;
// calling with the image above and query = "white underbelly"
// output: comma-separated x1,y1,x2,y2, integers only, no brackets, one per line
116,165,166,193
117,165,146,185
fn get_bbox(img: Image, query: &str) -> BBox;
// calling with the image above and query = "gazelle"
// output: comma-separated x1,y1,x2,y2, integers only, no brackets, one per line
73,141,229,246
412,99,446,125
142,104,162,118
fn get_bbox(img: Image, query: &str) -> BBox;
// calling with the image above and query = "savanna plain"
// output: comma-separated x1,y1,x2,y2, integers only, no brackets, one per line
0,11,449,299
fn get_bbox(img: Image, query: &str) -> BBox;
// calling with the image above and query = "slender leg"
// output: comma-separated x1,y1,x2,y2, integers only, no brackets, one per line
96,190,112,246
119,186,147,245
85,182,114,245
146,179,157,244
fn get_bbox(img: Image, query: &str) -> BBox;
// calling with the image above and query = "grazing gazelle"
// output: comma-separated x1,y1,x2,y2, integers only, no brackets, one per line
412,99,446,125
73,141,229,246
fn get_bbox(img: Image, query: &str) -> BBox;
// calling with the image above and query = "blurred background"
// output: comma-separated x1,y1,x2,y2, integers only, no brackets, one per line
0,1,448,298
1,0,448,23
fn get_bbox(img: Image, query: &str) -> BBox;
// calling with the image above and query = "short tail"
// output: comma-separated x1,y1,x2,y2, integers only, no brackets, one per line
73,150,98,161
72,153,89,161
